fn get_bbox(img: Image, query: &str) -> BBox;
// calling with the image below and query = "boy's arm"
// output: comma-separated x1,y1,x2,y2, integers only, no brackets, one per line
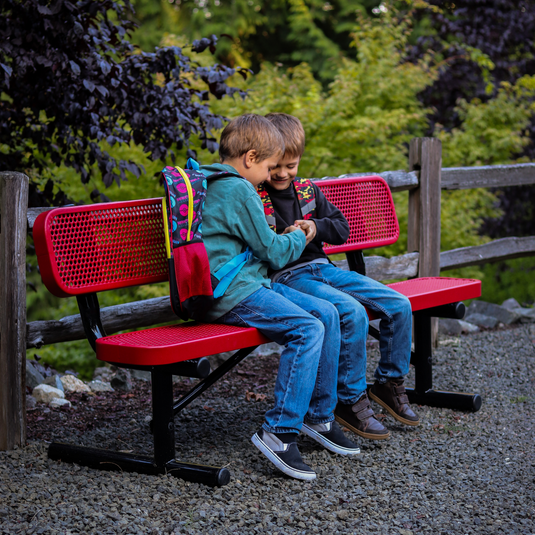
235,191,306,270
309,184,350,246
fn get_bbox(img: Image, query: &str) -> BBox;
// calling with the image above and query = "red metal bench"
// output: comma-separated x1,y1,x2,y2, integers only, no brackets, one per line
33,175,481,486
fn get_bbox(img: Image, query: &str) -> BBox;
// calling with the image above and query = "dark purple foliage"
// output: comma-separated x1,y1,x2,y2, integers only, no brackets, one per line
408,0,535,239
0,0,248,196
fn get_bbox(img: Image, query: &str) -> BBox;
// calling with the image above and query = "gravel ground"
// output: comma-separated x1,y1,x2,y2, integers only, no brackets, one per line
1,324,534,535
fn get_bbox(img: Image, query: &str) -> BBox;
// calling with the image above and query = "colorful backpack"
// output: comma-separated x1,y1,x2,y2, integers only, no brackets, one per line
257,178,317,231
162,161,252,321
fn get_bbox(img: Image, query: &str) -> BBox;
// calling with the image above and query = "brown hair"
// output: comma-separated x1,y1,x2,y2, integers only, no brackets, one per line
265,113,305,158
219,114,285,162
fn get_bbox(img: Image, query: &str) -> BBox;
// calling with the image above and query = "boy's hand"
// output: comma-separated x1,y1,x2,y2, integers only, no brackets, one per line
294,219,316,245
283,225,306,238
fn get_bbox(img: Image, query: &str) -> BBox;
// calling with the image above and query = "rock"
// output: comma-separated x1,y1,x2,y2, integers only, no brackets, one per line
208,342,283,368
463,313,498,329
252,342,282,357
467,300,520,325
32,384,65,404
501,297,521,310
26,395,37,410
49,398,71,409
43,375,64,392
60,375,91,394
111,368,132,391
336,510,349,520
93,366,114,382
130,370,151,381
511,307,535,323
207,352,233,367
88,380,114,393
458,320,480,333
439,318,462,336
26,360,45,390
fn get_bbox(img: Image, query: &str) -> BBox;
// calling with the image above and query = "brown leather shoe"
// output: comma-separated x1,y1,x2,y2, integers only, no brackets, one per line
334,392,390,440
369,379,420,426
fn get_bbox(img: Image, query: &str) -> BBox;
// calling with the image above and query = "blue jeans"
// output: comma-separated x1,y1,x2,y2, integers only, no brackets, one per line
277,262,412,404
217,284,339,434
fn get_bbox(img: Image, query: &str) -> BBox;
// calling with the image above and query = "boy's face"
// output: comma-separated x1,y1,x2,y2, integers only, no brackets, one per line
244,153,280,188
267,154,300,191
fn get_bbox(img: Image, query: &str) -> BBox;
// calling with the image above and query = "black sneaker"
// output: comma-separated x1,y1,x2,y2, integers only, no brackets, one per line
302,421,361,455
252,429,316,481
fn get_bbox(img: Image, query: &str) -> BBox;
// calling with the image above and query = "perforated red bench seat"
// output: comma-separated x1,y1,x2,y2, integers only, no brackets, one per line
385,277,481,314
96,323,270,366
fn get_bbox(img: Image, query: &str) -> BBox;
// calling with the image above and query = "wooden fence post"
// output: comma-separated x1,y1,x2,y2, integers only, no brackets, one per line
408,138,442,344
0,171,29,450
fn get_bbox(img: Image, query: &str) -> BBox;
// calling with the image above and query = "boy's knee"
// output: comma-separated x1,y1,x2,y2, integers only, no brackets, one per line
323,301,340,328
399,295,412,318
305,316,325,341
341,301,368,328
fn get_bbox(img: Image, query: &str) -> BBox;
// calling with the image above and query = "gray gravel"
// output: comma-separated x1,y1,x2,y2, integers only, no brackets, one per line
1,324,534,534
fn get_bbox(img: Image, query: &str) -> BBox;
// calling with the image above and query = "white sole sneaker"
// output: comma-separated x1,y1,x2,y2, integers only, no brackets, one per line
251,432,317,481
302,422,361,455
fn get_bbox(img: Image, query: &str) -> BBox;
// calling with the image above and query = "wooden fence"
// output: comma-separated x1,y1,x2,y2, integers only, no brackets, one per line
2,137,535,450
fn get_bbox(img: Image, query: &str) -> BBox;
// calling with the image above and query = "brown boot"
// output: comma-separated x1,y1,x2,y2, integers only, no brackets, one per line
369,379,420,426
335,392,390,440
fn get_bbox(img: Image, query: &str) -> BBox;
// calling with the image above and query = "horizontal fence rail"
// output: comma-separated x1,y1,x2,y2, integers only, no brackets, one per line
313,170,419,192
441,163,535,190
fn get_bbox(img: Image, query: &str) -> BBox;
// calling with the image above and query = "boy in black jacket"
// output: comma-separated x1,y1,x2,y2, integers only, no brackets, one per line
261,113,420,440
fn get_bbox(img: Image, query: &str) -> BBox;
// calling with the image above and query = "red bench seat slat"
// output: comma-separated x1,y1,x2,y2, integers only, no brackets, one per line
96,277,480,367
387,277,481,313
96,323,270,366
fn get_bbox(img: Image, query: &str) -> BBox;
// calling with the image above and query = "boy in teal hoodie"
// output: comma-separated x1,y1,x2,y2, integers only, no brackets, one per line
198,114,359,480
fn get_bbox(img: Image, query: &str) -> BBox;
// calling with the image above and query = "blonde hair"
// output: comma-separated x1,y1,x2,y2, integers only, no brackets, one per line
265,113,305,158
219,114,285,162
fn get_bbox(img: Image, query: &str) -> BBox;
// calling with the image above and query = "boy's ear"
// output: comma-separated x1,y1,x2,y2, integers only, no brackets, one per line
243,150,258,168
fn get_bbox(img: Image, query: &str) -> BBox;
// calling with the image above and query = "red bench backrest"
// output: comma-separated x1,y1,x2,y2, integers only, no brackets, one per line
34,176,399,297
34,198,168,297
315,176,399,254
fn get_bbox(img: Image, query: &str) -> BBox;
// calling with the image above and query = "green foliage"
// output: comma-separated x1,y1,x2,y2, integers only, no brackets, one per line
437,75,535,167
479,258,535,306
131,0,376,81
28,341,98,381
211,7,436,178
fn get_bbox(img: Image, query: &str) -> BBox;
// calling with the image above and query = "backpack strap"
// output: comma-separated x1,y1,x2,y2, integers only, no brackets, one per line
293,178,316,220
257,183,277,231
257,178,317,231
212,246,253,298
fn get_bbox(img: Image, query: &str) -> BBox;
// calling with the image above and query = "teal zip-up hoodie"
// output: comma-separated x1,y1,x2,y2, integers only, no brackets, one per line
199,163,306,322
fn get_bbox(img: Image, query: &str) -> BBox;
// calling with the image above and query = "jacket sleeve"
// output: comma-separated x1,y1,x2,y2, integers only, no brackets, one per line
233,189,306,270
310,184,350,246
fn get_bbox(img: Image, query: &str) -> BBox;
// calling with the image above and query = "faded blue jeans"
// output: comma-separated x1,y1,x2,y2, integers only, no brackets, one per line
217,284,340,434
277,262,412,405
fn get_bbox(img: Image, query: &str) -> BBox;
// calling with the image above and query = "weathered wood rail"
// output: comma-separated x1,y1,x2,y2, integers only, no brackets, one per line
2,137,535,450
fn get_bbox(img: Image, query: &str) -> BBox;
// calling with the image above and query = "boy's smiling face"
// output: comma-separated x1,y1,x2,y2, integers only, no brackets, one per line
267,154,300,191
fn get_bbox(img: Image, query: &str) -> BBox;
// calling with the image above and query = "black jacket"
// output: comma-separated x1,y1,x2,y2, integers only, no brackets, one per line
265,180,349,272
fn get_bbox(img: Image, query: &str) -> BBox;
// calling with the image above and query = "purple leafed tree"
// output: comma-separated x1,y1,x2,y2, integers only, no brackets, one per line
0,0,248,198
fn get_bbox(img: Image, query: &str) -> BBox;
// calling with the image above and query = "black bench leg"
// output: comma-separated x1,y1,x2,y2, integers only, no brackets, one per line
407,312,482,412
48,370,230,486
